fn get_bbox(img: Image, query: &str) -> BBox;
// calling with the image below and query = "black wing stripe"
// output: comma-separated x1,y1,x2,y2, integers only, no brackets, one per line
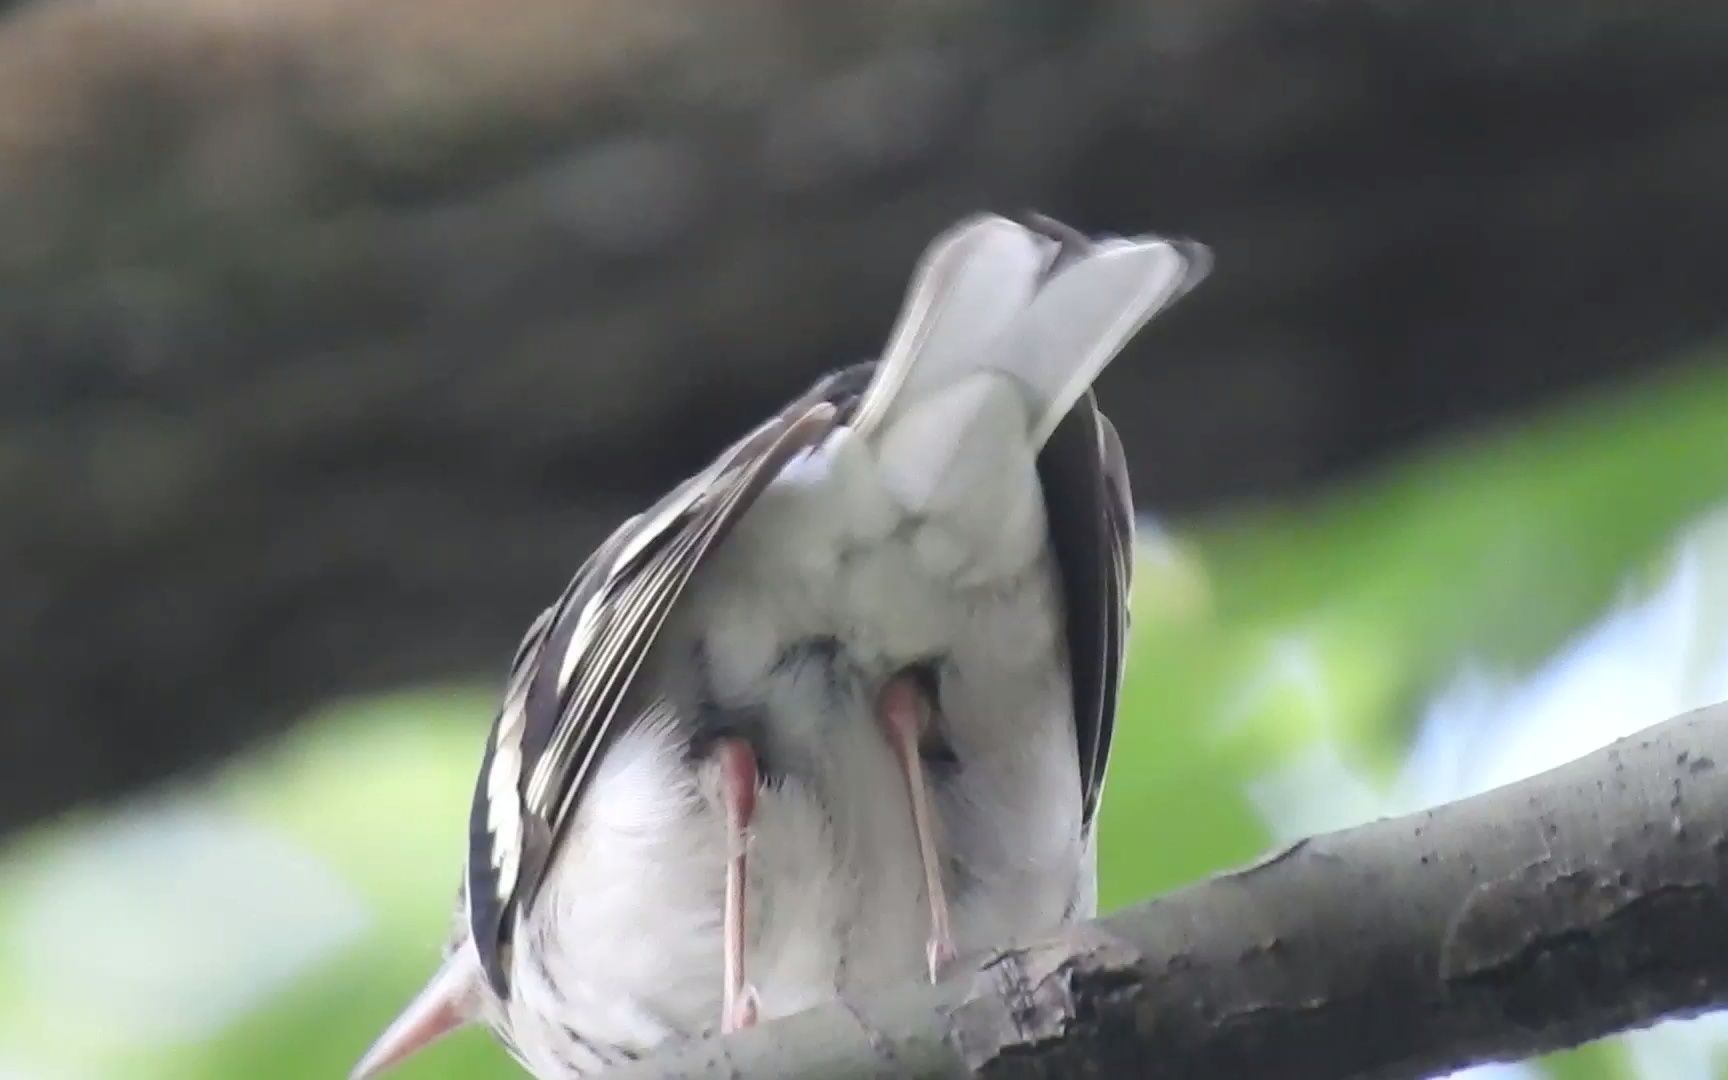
536,532,694,796
1090,411,1134,827
518,530,634,774
1036,391,1133,833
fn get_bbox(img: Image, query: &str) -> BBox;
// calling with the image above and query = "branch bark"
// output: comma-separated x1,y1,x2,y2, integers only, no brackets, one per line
609,704,1728,1079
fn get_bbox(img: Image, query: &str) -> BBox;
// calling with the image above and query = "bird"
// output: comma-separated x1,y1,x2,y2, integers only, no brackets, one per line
351,212,1210,1078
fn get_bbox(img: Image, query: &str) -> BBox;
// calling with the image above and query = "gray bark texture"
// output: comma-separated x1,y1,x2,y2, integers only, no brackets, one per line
5,0,1728,832
609,705,1728,1079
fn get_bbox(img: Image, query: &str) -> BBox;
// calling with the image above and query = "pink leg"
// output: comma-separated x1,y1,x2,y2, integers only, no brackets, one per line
715,738,759,1033
878,675,957,982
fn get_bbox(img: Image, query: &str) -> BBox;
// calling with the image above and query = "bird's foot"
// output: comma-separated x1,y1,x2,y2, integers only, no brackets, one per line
927,934,958,983
723,983,759,1034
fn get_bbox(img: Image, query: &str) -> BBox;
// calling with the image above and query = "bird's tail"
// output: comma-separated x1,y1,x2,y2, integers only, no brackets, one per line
850,213,1210,451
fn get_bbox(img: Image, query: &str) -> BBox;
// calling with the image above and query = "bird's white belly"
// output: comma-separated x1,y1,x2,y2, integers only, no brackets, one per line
504,715,874,1069
507,418,1090,1069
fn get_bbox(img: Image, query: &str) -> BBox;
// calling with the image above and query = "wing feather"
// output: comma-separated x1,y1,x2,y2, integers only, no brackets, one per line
1037,390,1134,832
466,399,839,995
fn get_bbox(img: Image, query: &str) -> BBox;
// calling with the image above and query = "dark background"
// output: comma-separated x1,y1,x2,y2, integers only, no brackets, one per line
3,0,1726,835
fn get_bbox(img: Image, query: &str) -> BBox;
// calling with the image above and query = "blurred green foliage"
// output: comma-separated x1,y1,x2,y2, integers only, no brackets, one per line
1101,358,1728,908
3,358,1728,1079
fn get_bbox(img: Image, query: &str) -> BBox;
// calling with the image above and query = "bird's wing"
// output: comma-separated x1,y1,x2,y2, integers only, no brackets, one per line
1037,392,1135,833
464,392,843,996
1020,215,1204,833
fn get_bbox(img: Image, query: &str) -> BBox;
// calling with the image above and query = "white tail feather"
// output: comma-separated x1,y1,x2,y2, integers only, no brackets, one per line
1009,236,1200,445
853,214,1208,450
849,215,1047,437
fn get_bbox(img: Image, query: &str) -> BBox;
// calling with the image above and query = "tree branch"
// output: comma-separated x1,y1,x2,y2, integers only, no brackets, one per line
609,704,1728,1079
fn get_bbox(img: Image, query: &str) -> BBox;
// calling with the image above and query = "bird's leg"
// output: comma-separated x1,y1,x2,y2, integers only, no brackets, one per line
877,674,957,982
714,737,759,1033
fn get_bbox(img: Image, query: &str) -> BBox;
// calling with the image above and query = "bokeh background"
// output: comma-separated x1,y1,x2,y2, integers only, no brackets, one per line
2,3,1727,1078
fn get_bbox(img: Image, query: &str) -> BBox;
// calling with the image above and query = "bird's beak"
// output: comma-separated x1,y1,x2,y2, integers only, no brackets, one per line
351,951,481,1079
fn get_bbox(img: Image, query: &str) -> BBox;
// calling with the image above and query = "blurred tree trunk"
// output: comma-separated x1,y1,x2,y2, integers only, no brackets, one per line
3,0,1728,831
612,706,1728,1079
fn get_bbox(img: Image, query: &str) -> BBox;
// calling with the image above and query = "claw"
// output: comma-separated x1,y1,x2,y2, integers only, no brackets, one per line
927,935,958,983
